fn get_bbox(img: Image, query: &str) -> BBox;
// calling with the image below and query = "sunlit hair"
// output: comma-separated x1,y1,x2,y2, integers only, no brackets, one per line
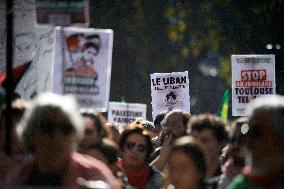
133,117,145,125
17,93,84,153
247,95,284,139
119,124,153,160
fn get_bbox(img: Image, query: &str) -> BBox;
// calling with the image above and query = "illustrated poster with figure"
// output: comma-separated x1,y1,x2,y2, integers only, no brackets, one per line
53,27,113,111
231,54,276,116
150,71,190,120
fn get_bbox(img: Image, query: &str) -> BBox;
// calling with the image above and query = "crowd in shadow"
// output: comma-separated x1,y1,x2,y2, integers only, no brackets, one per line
0,93,284,189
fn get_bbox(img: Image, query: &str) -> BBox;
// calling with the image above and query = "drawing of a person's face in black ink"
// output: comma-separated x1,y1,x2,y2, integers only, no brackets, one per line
14,33,37,65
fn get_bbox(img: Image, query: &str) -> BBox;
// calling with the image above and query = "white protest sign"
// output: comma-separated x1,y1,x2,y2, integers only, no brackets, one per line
108,102,147,131
53,27,113,111
0,0,56,99
150,71,190,120
232,55,276,116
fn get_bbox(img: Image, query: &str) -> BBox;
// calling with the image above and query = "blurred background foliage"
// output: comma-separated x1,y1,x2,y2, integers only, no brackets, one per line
90,0,284,120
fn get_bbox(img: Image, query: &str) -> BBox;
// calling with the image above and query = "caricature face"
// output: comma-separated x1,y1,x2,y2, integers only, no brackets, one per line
70,49,83,64
82,46,98,65
14,33,37,65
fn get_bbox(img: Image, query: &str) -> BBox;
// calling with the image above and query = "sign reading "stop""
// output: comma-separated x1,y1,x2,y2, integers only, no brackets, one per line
241,69,266,81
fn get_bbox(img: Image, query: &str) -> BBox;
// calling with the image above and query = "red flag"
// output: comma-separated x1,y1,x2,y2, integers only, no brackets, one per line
0,61,32,92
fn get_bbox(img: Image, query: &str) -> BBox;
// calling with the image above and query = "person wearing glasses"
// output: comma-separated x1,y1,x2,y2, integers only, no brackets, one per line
118,124,162,189
228,95,284,189
150,109,191,171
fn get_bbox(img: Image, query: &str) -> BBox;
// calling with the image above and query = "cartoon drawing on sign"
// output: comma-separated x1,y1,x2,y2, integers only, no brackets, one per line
64,33,101,79
165,91,179,110
14,32,38,66
82,34,101,67
14,32,39,99
38,27,56,92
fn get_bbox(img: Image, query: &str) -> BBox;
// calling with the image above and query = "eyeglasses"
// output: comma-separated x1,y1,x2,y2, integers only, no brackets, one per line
125,141,146,153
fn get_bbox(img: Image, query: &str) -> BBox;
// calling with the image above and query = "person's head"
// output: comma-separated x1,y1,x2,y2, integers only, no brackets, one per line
17,93,84,172
167,136,207,189
246,95,284,174
83,138,120,174
119,124,153,168
187,114,228,175
0,99,29,153
219,117,248,175
160,109,190,140
79,109,106,150
229,117,248,150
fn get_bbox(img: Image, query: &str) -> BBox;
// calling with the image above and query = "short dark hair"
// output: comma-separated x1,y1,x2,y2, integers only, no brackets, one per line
80,109,106,138
188,114,228,142
154,111,167,128
119,124,153,160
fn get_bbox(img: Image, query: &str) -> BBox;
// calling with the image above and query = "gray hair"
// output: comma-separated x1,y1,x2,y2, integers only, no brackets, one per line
17,93,84,152
247,95,284,139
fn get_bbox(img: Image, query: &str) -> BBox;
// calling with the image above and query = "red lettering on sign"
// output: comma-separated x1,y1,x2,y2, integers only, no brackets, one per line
241,69,267,81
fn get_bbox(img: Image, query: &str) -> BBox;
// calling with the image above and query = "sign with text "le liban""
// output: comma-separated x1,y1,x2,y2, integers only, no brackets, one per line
151,71,190,121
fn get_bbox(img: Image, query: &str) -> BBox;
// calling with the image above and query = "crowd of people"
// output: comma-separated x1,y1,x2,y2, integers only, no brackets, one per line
0,92,284,189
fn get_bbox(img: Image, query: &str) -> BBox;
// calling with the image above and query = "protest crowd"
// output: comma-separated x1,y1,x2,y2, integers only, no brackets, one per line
1,1,284,189
0,93,284,189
